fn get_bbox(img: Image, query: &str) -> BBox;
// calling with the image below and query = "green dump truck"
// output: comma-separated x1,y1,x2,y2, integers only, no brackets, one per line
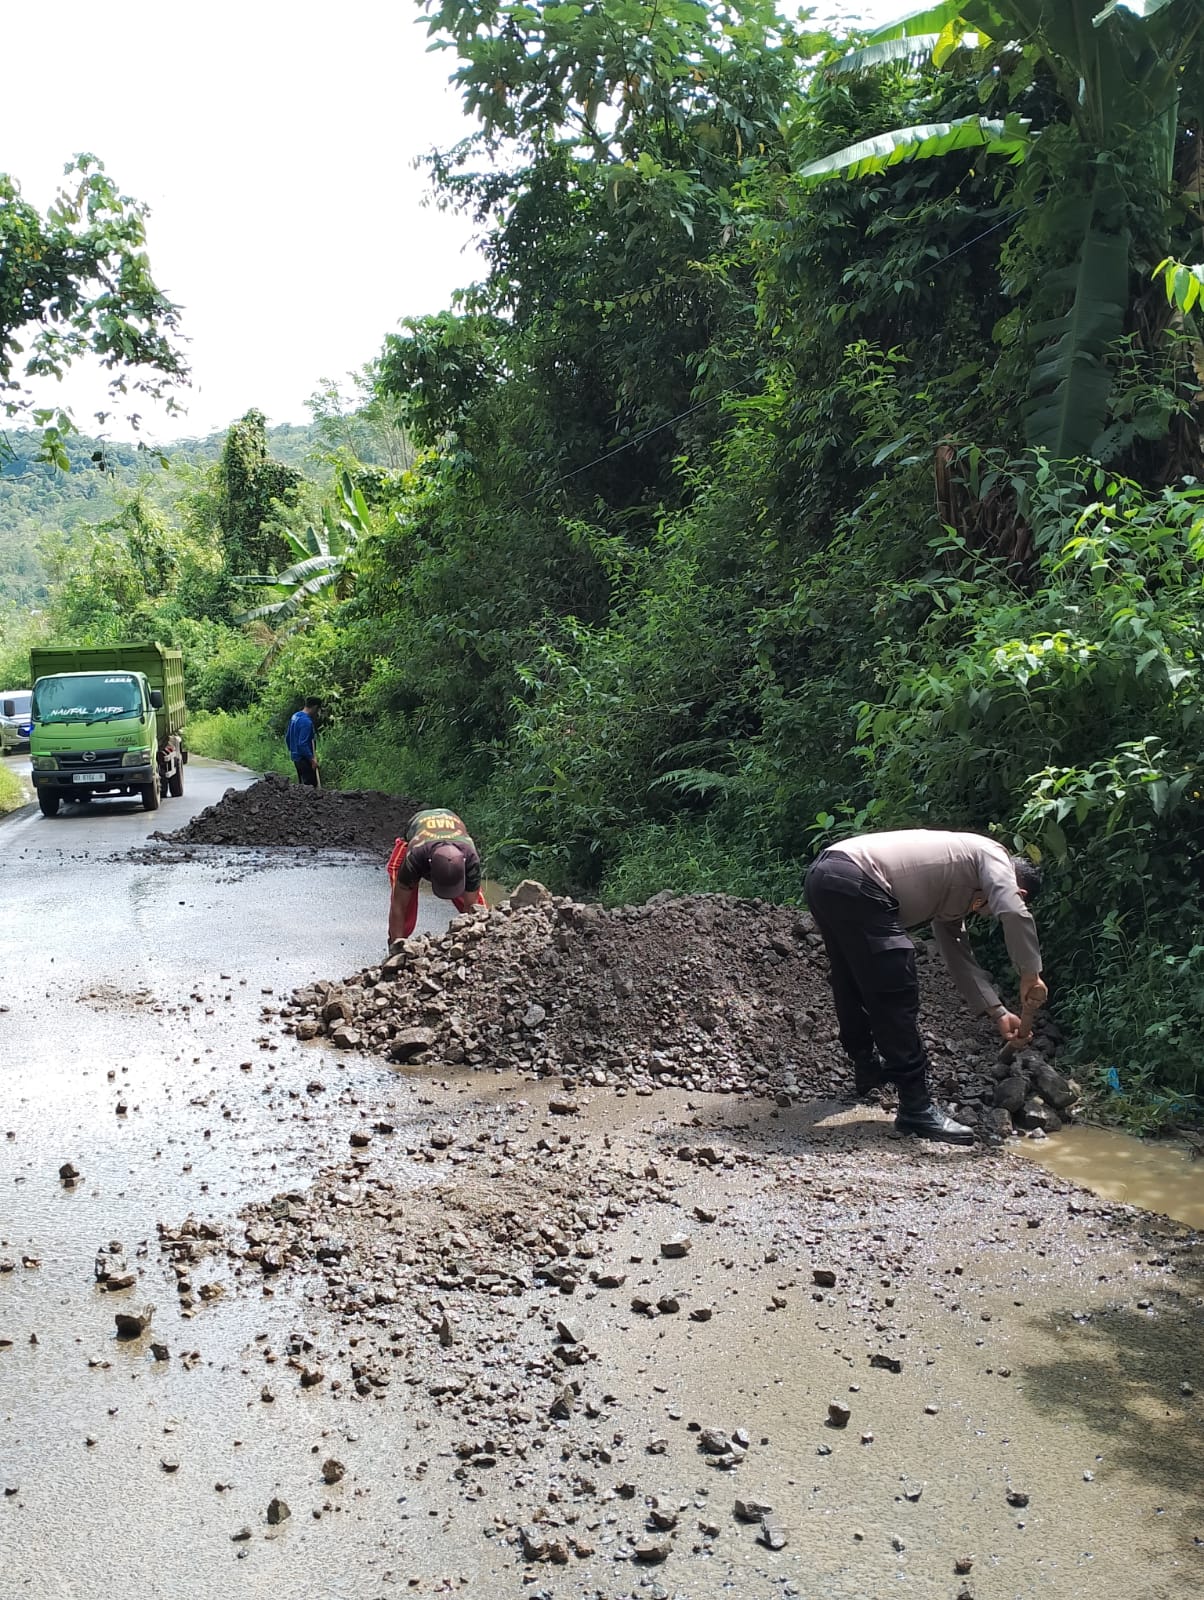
29,642,187,817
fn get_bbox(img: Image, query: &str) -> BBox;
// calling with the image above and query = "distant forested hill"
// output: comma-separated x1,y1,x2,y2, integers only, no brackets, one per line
0,421,323,605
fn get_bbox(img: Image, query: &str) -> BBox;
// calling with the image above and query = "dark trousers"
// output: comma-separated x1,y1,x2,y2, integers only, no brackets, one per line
804,851,927,1080
293,757,318,787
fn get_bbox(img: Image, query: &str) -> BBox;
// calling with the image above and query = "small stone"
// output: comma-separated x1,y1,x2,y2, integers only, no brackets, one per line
555,1318,584,1344
150,1343,170,1362
661,1235,692,1259
267,1496,290,1525
689,1306,714,1322
520,1525,549,1561
114,1306,153,1339
388,1027,436,1062
1006,1490,1029,1508
632,1536,671,1563
954,1556,974,1575
232,1527,252,1542
548,1097,578,1115
699,1428,731,1454
759,1515,787,1550
321,1458,345,1485
59,1162,80,1183
827,1401,851,1429
869,1353,902,1374
812,1268,837,1288
509,879,551,908
1032,1059,1076,1110
160,1457,179,1473
349,1131,371,1148
734,1498,773,1521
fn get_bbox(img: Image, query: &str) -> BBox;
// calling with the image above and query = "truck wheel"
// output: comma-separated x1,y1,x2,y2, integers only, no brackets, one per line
140,778,160,812
168,765,184,798
38,791,61,818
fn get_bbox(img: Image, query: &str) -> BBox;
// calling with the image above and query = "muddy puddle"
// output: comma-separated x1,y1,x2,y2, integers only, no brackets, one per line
1016,1122,1204,1228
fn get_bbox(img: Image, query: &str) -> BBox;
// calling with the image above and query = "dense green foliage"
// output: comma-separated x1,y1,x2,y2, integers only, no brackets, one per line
7,1,1204,1123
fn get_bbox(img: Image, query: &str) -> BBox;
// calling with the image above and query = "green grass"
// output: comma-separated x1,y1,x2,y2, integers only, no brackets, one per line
185,710,293,777
0,760,28,814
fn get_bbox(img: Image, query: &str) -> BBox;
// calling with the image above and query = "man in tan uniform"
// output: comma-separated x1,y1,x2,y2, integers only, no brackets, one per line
805,830,1047,1144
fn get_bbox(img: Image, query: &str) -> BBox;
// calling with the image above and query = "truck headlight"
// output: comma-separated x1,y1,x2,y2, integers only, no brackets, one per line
30,755,57,771
122,748,151,766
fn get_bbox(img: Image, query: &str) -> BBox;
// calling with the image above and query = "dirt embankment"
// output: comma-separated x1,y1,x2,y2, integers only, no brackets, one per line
155,772,419,855
285,888,1073,1137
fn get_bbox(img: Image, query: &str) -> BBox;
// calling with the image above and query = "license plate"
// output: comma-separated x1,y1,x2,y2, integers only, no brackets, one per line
73,772,106,784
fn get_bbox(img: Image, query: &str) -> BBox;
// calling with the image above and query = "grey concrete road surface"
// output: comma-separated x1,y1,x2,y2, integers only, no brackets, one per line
0,763,1202,1600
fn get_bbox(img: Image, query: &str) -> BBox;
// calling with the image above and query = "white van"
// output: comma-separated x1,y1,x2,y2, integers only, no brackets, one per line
0,690,33,753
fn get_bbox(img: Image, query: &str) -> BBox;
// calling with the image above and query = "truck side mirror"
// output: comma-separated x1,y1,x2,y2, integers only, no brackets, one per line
149,690,164,709
1,700,12,718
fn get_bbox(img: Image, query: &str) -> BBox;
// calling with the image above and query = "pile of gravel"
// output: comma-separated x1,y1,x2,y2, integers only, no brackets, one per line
283,886,1078,1135
156,772,419,855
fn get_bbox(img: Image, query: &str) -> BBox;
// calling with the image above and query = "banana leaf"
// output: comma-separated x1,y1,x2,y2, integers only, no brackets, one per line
1093,0,1178,23
797,116,1028,186
825,35,940,75
1023,223,1131,458
866,1,968,39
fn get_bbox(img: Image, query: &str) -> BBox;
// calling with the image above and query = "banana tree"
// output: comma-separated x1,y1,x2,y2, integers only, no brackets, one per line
234,470,370,629
798,0,1204,462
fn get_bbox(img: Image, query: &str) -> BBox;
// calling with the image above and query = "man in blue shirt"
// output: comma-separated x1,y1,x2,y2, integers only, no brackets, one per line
285,698,320,786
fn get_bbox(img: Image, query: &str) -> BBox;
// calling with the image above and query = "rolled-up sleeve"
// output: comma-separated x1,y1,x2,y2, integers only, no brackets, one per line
979,852,1043,977
932,919,1001,1015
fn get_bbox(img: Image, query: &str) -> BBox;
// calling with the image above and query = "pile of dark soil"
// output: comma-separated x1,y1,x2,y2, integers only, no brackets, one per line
155,773,419,855
284,888,1075,1136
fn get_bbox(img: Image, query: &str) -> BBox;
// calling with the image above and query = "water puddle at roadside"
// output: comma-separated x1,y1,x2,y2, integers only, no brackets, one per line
1015,1121,1204,1228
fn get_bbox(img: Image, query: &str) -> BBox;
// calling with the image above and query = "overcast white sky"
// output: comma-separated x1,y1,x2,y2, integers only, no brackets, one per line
2,0,907,444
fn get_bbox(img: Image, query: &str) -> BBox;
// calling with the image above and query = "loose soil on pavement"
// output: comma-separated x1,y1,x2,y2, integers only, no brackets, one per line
289,889,1074,1139
154,772,420,855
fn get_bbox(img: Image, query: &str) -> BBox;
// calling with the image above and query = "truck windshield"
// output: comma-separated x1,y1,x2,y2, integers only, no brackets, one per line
33,674,143,724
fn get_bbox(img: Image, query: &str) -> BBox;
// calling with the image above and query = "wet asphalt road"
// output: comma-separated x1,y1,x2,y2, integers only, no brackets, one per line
0,758,462,1598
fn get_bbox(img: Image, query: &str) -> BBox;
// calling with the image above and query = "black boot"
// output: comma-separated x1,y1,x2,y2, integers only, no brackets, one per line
894,1068,974,1145
850,1050,884,1099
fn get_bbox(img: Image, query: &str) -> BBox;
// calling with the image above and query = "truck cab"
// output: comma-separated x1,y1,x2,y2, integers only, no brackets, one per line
30,662,183,816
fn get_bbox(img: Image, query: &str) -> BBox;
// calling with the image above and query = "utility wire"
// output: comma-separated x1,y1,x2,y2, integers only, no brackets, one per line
507,210,1020,512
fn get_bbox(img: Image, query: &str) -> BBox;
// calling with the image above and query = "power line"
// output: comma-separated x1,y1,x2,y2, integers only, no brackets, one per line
506,211,1018,512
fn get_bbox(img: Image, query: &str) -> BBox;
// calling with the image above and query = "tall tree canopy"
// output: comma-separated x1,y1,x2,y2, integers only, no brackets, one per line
0,155,188,461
